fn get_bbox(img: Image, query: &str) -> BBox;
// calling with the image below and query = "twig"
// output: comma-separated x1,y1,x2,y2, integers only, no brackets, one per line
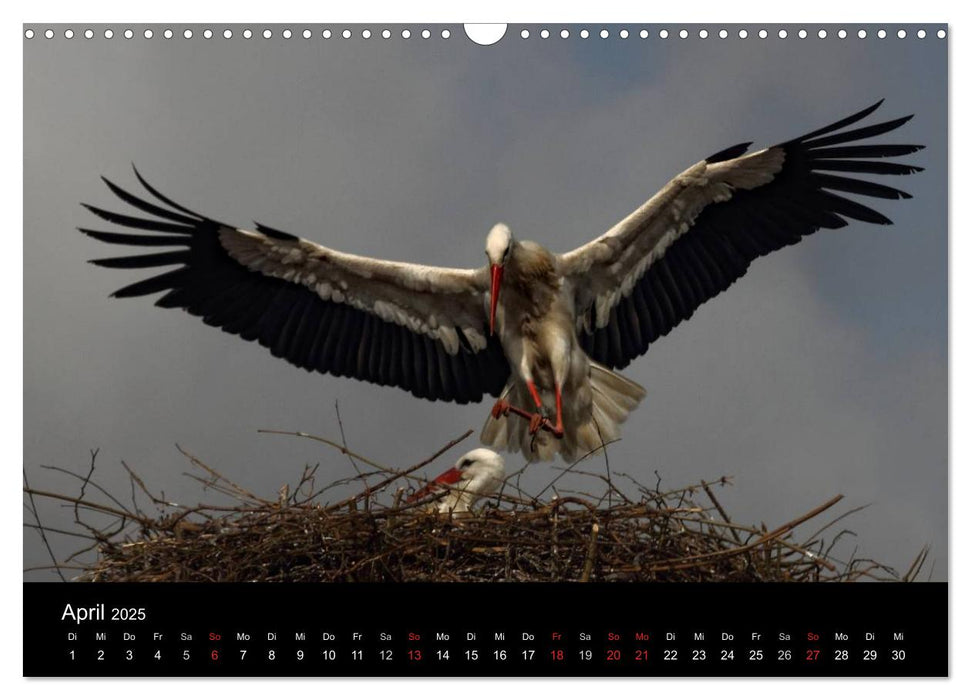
23,469,66,582
176,444,270,505
322,429,474,513
903,546,930,582
580,522,600,582
701,479,743,545
534,439,621,500
39,463,134,515
334,401,364,479
23,487,151,526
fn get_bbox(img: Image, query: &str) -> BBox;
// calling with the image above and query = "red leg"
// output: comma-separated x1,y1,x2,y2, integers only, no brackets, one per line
552,384,564,437
526,380,543,409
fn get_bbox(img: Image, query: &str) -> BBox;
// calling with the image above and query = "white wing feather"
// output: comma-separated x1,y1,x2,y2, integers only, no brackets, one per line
219,228,491,353
558,148,785,333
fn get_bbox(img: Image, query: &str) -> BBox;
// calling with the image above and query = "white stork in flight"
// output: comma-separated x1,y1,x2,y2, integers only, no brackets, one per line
84,101,922,462
406,448,505,514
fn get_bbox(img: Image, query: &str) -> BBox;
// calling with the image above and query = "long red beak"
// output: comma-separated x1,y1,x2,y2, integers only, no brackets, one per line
407,466,464,502
489,264,503,335
433,467,464,486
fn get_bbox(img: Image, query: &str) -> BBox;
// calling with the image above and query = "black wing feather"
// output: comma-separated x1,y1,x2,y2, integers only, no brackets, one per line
83,168,509,403
582,101,923,369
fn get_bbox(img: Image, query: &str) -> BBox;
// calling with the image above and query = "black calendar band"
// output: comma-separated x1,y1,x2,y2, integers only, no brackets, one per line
24,582,947,677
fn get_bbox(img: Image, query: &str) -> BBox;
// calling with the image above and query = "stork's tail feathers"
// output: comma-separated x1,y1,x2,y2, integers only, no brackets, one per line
481,362,645,463
567,362,646,460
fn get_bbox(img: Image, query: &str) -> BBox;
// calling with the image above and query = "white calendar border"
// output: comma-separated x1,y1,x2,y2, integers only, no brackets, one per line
6,0,962,697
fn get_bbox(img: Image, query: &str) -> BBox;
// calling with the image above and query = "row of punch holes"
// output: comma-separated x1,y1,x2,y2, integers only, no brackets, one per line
24,26,948,43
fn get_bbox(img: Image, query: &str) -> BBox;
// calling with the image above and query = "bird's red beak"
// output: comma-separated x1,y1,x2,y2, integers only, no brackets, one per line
489,264,503,335
434,467,463,485
407,466,464,503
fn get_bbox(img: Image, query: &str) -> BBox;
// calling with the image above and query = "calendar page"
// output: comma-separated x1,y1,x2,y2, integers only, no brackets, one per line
23,21,947,677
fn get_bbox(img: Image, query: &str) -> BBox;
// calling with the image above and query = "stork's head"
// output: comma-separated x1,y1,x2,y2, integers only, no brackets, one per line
454,447,506,484
485,223,513,335
445,448,506,511
408,448,506,510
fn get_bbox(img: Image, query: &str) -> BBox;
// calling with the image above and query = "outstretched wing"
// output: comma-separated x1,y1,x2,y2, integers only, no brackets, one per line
83,169,510,403
558,100,924,369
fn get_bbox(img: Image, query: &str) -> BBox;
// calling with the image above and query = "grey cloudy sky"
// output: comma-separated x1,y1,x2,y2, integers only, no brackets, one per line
24,25,947,581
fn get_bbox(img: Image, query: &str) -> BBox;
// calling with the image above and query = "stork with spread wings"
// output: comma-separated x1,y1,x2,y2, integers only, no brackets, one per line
84,101,923,462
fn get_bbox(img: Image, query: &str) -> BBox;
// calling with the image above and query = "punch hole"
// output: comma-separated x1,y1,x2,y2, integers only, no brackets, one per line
718,29,728,39
600,29,609,39
124,29,133,40
858,29,867,38
382,29,391,39
203,29,213,39
184,29,193,39
24,28,34,39
163,29,173,39
698,29,708,39
659,29,668,39
778,29,788,39
64,29,74,39
322,29,332,39
937,29,946,39
264,29,273,39
897,30,906,39
85,29,94,39
758,29,767,39
818,29,827,39
104,29,114,39
877,29,887,39
639,29,648,39
540,29,549,39
738,29,747,39
283,29,292,39
44,29,53,39
679,29,687,39
560,29,569,39
343,29,352,39
223,29,232,39
917,29,926,39
620,29,629,39
401,29,410,39
798,29,807,39
421,29,431,39
580,29,590,39
442,29,451,39
520,29,529,39
143,29,153,39
838,29,847,39
243,29,252,39
362,29,371,39
464,24,506,46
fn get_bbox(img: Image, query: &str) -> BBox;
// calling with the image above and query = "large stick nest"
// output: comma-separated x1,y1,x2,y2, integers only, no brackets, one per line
24,428,927,583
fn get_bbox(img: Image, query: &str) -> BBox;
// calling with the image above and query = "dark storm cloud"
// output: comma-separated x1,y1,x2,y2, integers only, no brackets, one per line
24,25,946,579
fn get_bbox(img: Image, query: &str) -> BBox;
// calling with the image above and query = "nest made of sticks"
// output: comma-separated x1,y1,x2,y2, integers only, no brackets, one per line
24,428,929,584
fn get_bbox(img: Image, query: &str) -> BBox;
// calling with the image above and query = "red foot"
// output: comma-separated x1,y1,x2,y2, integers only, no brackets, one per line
529,413,544,435
491,398,511,419
528,414,564,438
491,400,564,439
